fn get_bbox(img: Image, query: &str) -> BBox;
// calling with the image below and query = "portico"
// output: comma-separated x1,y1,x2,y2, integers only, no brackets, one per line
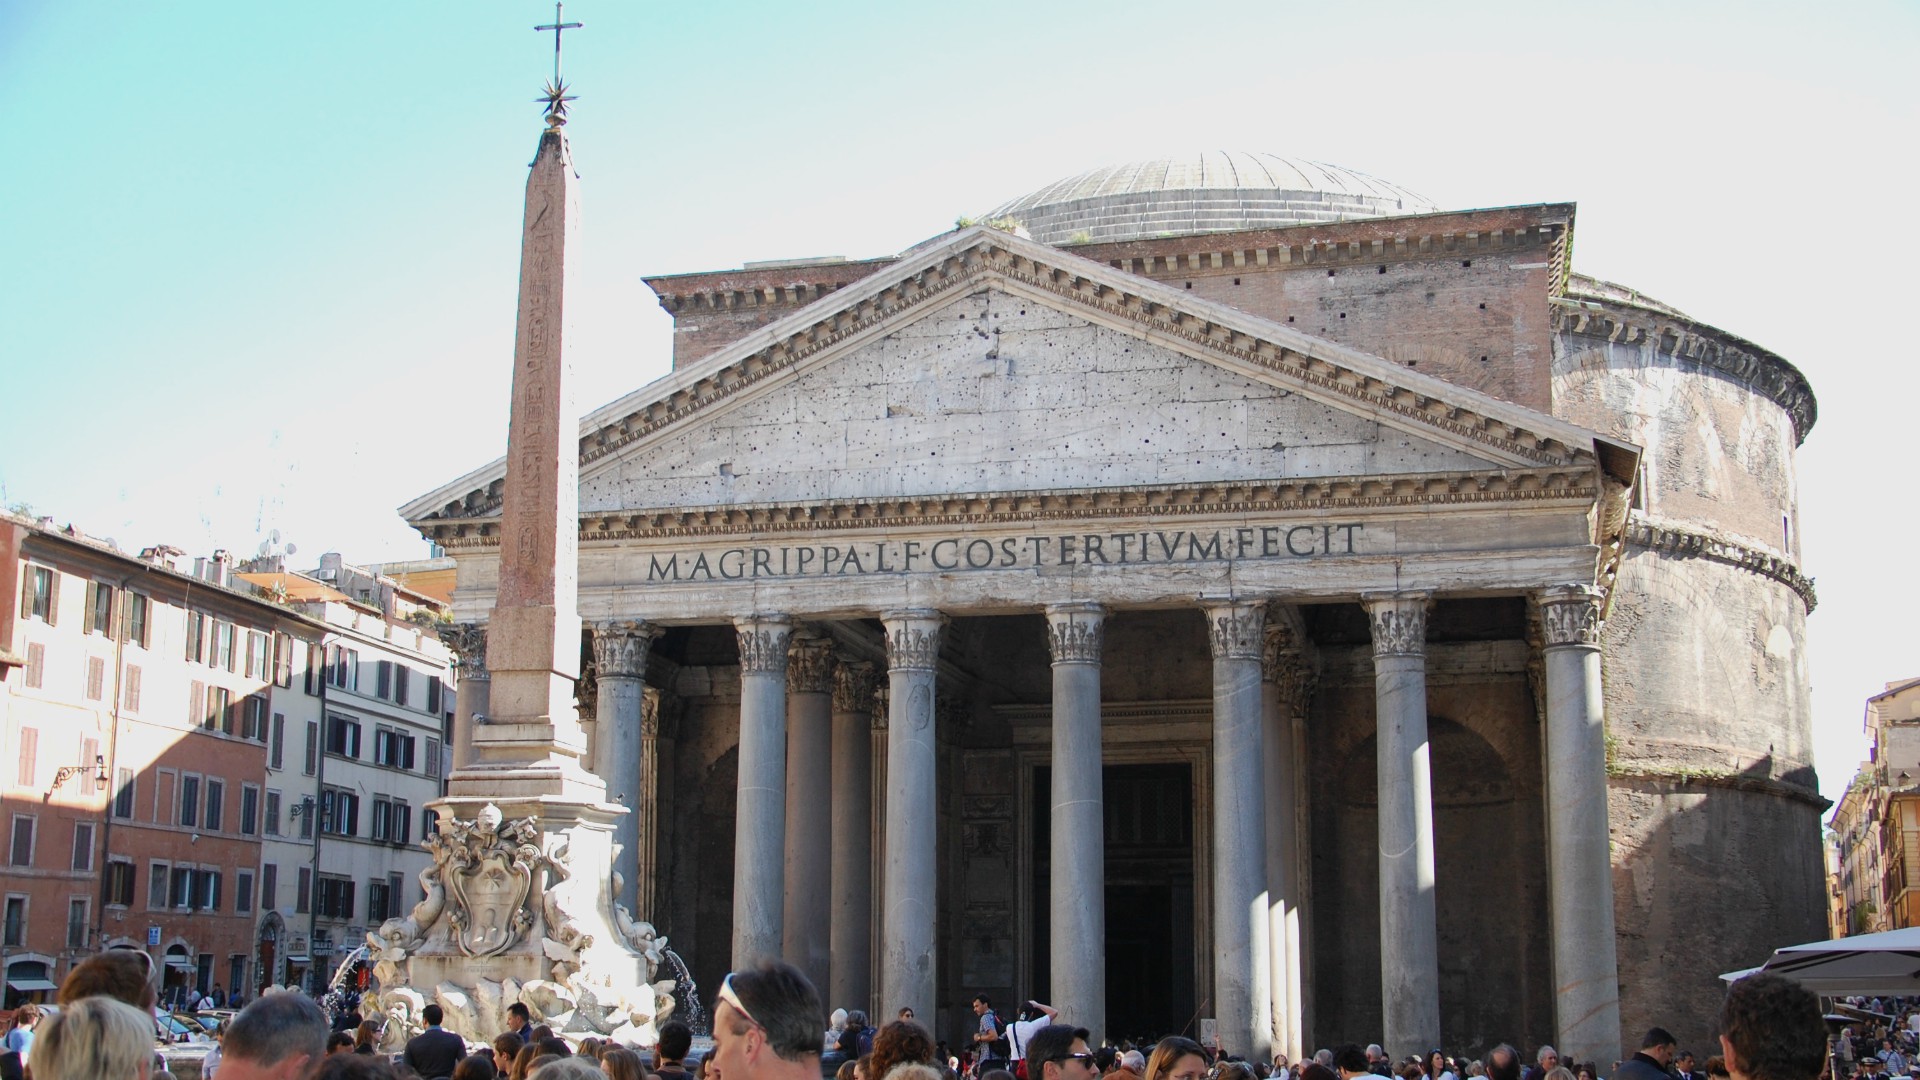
407,225,1636,1060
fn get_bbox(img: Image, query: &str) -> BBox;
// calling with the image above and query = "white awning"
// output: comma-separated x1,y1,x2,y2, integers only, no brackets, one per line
284,955,310,963
6,978,58,992
163,958,197,971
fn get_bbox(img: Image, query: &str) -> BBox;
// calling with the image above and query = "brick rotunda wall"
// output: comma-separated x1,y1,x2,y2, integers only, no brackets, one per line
1551,285,1824,1052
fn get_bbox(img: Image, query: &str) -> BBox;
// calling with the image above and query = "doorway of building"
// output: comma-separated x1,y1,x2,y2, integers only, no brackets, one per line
1031,762,1196,1042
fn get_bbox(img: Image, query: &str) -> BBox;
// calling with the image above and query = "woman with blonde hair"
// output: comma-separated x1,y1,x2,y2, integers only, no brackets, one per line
1144,1038,1210,1080
29,995,154,1080
602,1047,648,1080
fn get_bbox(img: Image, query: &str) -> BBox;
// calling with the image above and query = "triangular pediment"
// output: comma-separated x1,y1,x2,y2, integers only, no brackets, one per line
403,226,1629,526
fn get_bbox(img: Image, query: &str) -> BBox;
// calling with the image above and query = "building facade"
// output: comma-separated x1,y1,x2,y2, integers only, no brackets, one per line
1828,679,1920,937
0,515,324,1007
405,152,1824,1061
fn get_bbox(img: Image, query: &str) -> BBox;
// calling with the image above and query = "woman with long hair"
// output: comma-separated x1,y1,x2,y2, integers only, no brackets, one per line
872,1021,937,1080
1427,1052,1456,1080
1144,1038,1210,1080
602,1048,647,1080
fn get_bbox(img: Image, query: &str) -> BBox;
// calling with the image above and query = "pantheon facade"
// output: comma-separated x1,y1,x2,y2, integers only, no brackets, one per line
404,154,1824,1062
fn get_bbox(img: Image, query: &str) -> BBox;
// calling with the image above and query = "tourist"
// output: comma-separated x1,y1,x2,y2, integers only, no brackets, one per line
1614,1029,1678,1080
507,1003,534,1040
1300,1066,1336,1080
580,1038,607,1060
604,1047,647,1080
497,1032,528,1064
330,1032,359,1054
1022,1025,1096,1080
1004,1001,1060,1074
406,1003,471,1080
1143,1037,1208,1080
355,1018,384,1054
533,1060,607,1079
828,1008,851,1053
0,1047,19,1080
900,1009,917,1023
839,1061,861,1080
872,1020,936,1079
1674,1052,1703,1080
1718,974,1825,1080
1485,1047,1521,1080
537,1036,574,1058
456,1055,503,1080
1541,1066,1573,1080
657,1020,696,1079
58,950,159,1010
28,996,152,1080
513,1043,547,1080
857,1055,875,1080
842,1012,880,1059
1366,1048,1392,1079
312,1055,404,1079
1,1003,39,1065
219,991,331,1080
1120,1051,1147,1078
971,996,1008,1076
708,961,825,1080
1521,1048,1557,1080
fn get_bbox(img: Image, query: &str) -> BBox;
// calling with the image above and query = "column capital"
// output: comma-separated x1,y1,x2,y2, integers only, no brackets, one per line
735,615,794,674
438,622,490,680
833,660,878,714
788,633,836,694
882,609,947,672
1537,585,1603,649
1045,602,1106,665
1363,592,1431,659
1262,621,1316,714
1202,599,1266,660
590,619,659,679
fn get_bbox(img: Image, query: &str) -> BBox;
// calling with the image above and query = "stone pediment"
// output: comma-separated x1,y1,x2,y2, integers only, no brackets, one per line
403,225,1634,535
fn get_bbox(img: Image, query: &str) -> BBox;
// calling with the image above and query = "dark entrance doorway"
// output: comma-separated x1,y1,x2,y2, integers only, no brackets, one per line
1032,762,1195,1042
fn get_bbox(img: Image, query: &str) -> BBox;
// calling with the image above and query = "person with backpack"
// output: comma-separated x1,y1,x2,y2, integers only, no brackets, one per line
971,996,1007,1076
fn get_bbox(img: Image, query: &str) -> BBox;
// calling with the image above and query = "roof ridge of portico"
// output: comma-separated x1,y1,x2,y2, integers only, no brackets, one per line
402,225,1630,525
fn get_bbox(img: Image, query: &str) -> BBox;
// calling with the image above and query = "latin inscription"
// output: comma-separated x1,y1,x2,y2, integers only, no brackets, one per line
643,523,1365,582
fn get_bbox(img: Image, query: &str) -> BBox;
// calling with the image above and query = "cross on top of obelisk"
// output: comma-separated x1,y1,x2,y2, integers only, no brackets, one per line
535,1,583,128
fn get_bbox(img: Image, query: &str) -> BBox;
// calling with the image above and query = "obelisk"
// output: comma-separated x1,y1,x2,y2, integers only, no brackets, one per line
451,99,601,800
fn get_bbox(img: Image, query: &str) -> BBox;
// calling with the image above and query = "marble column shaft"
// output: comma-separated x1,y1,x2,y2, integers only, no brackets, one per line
880,610,944,1023
831,661,878,1016
1205,600,1269,1061
1047,602,1107,1043
733,615,793,967
1262,619,1311,1061
1366,593,1441,1058
783,633,836,998
1539,586,1622,1067
592,620,659,917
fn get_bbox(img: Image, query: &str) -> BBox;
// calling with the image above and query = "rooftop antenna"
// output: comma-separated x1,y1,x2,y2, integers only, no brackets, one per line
535,2,582,128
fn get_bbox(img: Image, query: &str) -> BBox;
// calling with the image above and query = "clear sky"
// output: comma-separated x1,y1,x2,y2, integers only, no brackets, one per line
2,1,1915,802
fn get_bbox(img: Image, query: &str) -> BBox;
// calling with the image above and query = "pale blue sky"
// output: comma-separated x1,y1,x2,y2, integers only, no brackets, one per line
2,0,1915,800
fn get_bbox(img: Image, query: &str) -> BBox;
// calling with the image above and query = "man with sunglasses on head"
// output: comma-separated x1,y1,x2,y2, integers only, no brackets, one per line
710,961,826,1080
1025,1024,1098,1080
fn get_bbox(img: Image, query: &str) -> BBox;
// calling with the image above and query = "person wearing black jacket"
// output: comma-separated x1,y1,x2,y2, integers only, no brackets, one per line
403,1003,468,1080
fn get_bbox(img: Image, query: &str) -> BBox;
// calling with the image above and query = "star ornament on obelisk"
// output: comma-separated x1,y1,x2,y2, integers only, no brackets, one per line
535,2,582,129
448,4,600,802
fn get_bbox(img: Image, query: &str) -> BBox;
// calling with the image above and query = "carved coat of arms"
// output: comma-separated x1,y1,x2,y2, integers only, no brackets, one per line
439,803,540,957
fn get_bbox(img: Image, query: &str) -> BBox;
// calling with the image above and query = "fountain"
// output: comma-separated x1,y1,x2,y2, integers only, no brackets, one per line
661,948,706,1035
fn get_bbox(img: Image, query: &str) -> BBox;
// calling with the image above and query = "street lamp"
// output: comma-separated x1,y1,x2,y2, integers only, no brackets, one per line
48,754,108,794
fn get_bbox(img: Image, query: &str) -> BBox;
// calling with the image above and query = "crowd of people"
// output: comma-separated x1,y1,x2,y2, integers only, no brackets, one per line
0,954,1837,1080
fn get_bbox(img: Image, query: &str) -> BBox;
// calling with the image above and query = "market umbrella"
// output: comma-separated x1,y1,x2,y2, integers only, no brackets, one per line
1721,926,1920,994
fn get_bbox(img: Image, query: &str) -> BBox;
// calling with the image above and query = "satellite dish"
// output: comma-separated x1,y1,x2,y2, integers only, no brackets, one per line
258,541,271,557
269,529,282,544
286,543,298,556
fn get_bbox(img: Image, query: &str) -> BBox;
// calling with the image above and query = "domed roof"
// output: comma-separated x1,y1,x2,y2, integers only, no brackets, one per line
988,152,1439,245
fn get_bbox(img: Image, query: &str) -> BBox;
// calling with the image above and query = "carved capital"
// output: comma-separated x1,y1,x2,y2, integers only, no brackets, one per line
590,620,659,680
641,689,661,738
1045,602,1105,665
882,609,946,672
734,615,793,675
1262,620,1316,714
870,683,890,730
787,634,835,694
1203,600,1265,661
439,622,490,680
833,661,878,714
1538,585,1603,649
1364,592,1431,659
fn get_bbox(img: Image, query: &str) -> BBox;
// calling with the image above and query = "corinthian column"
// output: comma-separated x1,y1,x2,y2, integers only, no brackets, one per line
1538,586,1622,1067
1204,599,1268,1061
733,615,793,966
438,623,489,770
783,633,836,996
1046,602,1106,1041
1365,592,1439,1058
880,609,945,1023
831,661,878,1015
1263,617,1313,1061
592,620,659,917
